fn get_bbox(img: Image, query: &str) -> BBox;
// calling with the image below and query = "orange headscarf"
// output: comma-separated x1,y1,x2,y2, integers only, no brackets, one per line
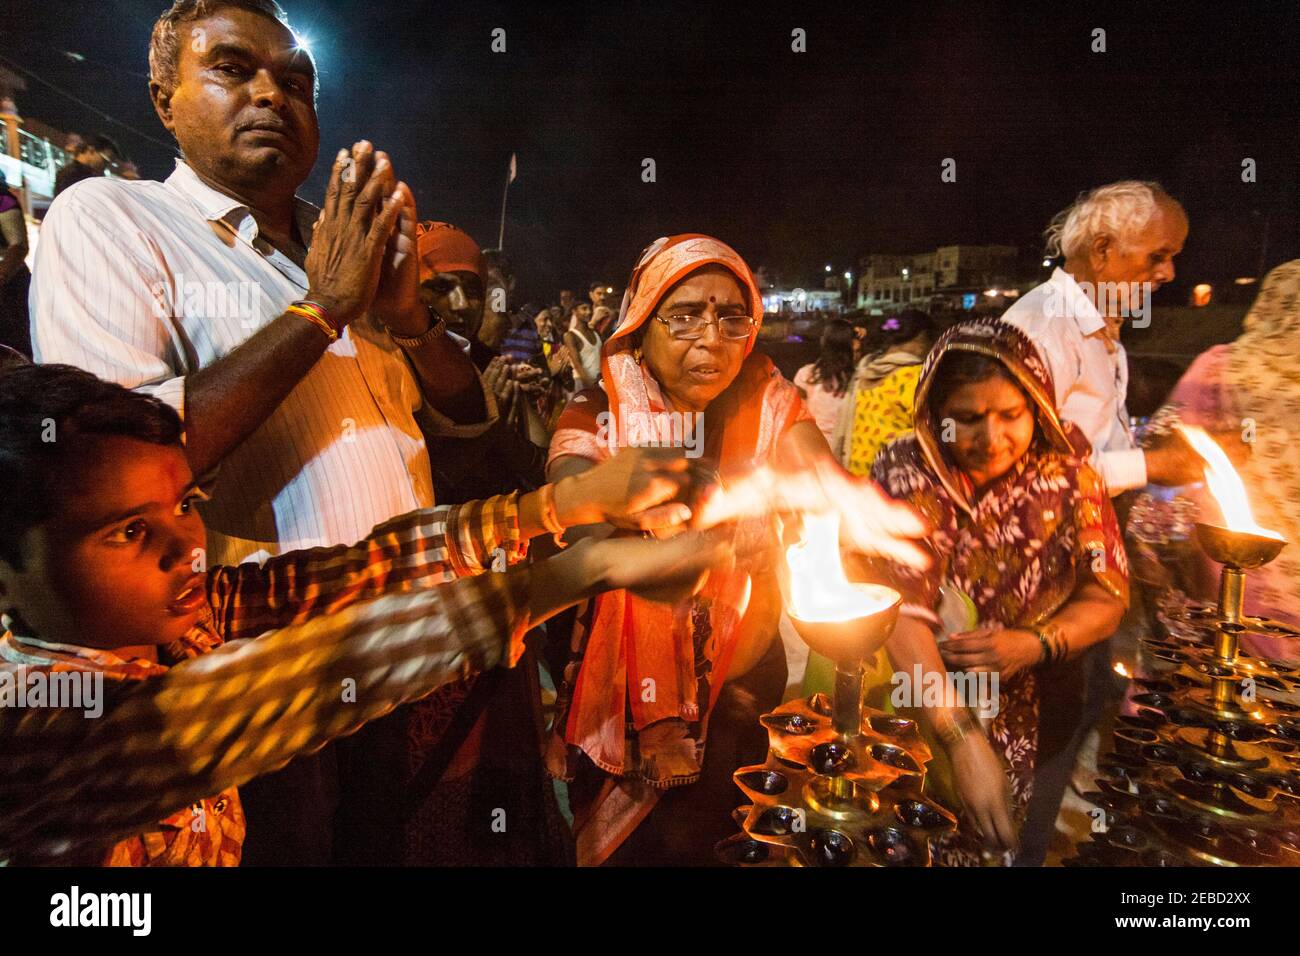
546,234,810,865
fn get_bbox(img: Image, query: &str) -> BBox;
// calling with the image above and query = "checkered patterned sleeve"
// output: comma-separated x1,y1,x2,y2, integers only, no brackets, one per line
207,493,528,643
0,566,533,863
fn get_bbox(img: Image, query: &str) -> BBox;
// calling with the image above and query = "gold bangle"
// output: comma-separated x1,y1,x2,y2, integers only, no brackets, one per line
1032,622,1067,667
936,708,979,749
537,482,566,537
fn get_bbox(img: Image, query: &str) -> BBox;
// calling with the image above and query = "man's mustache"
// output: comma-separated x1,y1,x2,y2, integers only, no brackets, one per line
236,117,295,136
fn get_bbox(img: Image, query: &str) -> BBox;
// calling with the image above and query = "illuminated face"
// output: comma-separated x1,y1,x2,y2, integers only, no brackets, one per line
421,270,485,336
0,437,209,649
937,373,1036,489
639,266,750,413
1095,198,1188,316
155,8,319,193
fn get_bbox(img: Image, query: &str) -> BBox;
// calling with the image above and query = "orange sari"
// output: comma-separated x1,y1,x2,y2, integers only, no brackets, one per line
546,235,810,864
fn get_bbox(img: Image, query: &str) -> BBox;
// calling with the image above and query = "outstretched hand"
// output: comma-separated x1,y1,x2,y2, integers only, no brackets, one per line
556,447,695,534
591,529,731,604
693,459,931,570
949,733,1019,854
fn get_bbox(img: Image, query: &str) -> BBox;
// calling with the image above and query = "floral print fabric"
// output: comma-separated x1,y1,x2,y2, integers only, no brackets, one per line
869,318,1129,864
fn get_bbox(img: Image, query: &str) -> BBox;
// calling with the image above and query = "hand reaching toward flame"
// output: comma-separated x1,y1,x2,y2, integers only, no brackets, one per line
693,460,931,570
1147,424,1251,488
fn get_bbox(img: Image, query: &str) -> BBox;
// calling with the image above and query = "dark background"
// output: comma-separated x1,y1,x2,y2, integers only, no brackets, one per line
5,0,1299,302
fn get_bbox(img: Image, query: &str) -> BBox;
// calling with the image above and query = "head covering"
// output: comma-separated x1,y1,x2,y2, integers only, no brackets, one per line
1217,260,1300,638
415,221,484,282
606,234,763,349
913,317,1081,514
546,234,812,865
598,234,765,440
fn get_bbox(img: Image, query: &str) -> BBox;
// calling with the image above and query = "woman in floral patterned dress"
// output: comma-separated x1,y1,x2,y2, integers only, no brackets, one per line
869,317,1129,864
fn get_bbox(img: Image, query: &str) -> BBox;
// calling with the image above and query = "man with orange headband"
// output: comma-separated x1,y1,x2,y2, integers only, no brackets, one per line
417,221,497,369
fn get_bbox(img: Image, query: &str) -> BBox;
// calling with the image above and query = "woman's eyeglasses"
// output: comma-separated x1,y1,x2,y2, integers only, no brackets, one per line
654,313,755,340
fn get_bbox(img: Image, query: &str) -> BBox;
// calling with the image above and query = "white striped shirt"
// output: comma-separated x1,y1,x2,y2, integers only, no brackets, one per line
31,160,494,566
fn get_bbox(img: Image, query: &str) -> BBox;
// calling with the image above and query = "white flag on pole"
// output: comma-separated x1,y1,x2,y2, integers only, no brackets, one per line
508,152,517,183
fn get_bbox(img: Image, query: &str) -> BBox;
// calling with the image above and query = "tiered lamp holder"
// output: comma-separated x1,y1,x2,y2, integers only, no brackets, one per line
1069,517,1300,866
716,583,956,867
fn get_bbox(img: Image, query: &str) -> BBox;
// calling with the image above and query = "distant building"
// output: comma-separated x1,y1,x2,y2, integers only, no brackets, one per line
856,244,1021,311
763,287,842,314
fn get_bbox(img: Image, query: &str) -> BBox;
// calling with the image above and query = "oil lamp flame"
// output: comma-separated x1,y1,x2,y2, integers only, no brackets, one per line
1176,425,1282,540
1113,661,1131,678
785,511,897,623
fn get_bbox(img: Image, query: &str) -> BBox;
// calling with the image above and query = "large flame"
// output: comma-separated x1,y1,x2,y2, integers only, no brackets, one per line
785,511,898,622
694,462,930,571
1177,425,1282,539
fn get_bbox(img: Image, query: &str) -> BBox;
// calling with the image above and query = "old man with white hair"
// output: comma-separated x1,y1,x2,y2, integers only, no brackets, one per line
1003,180,1201,495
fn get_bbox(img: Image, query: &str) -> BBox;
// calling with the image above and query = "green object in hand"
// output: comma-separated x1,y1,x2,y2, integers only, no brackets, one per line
936,584,977,638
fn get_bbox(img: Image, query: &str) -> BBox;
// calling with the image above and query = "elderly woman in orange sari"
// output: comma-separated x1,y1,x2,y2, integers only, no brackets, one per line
545,234,835,865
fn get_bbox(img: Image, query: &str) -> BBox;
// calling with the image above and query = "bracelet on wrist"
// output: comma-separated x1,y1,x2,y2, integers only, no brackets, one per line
1033,628,1052,666
537,481,568,549
389,309,447,348
1031,622,1066,667
936,707,979,750
287,299,341,342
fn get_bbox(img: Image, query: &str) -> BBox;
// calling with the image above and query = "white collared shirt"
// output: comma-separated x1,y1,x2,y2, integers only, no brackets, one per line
1002,268,1147,495
31,160,491,565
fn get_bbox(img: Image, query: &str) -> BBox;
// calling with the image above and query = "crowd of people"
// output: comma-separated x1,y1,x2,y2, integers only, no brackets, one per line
0,0,1293,869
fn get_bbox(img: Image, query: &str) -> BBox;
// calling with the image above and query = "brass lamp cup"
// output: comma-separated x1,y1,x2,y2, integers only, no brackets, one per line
786,586,902,663
1195,523,1286,571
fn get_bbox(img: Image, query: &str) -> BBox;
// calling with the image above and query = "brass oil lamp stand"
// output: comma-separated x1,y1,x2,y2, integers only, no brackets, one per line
1070,524,1300,867
716,588,957,866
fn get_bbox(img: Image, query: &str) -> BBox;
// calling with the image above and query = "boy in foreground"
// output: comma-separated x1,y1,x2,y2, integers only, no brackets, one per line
0,362,725,865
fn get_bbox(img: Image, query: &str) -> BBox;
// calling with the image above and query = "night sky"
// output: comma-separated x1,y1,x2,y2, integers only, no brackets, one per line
5,0,1299,302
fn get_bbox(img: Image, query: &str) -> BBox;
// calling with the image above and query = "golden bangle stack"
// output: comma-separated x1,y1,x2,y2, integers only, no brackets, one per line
1031,622,1067,667
286,300,340,342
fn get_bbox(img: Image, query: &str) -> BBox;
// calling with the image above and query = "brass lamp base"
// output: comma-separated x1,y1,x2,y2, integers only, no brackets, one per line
717,588,959,867
1069,529,1300,868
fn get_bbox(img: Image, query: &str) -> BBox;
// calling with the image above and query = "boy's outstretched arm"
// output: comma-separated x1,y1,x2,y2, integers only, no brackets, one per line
0,530,722,863
210,448,696,641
